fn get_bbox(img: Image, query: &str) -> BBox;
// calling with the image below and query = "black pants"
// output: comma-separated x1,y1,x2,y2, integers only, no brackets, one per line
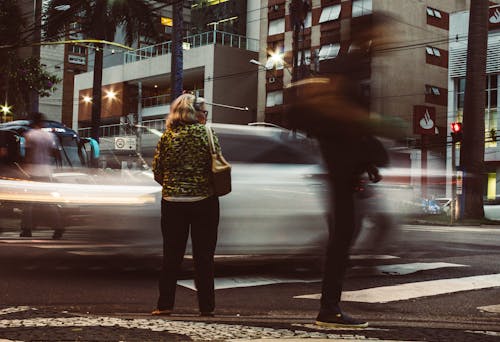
157,196,219,312
320,169,357,313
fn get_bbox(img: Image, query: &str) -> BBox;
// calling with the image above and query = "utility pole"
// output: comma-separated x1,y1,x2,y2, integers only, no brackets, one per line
459,1,489,220
171,0,184,100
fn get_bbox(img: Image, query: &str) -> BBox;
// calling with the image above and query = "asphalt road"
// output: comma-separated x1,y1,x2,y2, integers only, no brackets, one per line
0,222,500,341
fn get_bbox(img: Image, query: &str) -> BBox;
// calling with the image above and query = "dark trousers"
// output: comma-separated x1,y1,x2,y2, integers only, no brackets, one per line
320,170,357,313
157,196,219,312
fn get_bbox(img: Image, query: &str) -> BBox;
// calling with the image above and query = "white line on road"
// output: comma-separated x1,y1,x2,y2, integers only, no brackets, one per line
402,225,500,233
353,262,467,276
178,276,321,291
478,304,500,314
294,273,500,303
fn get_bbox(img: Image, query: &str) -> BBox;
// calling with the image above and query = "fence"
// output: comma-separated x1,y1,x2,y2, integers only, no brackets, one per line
124,30,259,63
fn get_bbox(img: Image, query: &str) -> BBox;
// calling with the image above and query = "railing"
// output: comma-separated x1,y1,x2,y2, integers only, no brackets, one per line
142,94,171,108
141,88,203,108
124,30,259,63
78,118,166,138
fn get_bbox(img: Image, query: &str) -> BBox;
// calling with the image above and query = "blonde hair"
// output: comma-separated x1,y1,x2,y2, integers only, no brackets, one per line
166,94,198,130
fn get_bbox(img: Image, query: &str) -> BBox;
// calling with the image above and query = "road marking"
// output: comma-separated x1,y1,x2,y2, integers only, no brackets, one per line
353,262,467,276
402,225,500,233
294,273,500,303
178,276,321,291
478,304,500,314
350,255,399,260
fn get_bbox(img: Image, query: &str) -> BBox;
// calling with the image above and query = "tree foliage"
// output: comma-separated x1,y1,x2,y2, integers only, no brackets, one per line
0,0,60,119
43,0,160,143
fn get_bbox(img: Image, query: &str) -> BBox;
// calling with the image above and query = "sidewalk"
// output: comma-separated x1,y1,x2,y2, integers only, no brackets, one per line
1,306,497,341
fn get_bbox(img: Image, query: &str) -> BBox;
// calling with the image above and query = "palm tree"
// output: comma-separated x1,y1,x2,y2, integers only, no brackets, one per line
0,0,24,114
170,0,183,100
459,1,489,220
43,0,160,148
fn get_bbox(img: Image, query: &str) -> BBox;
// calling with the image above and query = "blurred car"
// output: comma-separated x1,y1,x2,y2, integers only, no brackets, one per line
0,123,419,255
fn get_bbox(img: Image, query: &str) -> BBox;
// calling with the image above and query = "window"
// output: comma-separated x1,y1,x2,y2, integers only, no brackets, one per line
427,7,442,19
69,45,86,54
426,85,440,96
297,49,311,66
304,11,312,28
426,46,441,57
268,18,285,36
319,4,341,23
266,90,283,107
352,0,372,18
318,43,340,61
216,132,320,164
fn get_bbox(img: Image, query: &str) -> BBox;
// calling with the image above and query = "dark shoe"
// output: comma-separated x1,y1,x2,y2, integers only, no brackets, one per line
200,311,214,317
20,230,32,238
316,311,368,328
52,230,64,240
151,309,172,316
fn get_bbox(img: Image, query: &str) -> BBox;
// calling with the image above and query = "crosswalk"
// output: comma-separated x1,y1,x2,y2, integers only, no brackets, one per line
2,228,500,310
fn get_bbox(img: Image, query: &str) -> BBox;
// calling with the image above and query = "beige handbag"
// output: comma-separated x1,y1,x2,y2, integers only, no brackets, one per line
205,125,232,196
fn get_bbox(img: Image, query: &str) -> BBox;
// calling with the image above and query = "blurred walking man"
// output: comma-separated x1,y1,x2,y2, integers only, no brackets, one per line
21,112,64,239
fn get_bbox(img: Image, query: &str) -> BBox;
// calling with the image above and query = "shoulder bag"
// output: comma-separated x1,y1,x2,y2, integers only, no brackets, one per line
205,125,232,196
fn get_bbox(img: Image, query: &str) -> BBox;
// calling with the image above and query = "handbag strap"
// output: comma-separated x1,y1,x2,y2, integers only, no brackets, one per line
205,124,216,154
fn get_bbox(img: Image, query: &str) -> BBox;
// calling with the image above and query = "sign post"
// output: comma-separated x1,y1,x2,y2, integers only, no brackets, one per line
413,105,437,199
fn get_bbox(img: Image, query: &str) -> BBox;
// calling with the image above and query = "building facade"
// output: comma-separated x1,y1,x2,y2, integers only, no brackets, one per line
256,0,471,198
448,3,500,201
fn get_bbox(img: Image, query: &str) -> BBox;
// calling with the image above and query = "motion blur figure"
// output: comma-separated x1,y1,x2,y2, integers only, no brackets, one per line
20,112,64,239
152,94,220,317
285,14,397,328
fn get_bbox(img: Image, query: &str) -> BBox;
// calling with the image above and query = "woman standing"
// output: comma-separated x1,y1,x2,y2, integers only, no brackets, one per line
152,94,220,317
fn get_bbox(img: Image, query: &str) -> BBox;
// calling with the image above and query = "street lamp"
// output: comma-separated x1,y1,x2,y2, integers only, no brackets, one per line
0,104,12,123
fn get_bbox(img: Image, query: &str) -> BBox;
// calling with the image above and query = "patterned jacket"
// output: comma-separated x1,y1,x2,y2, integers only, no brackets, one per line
152,123,221,199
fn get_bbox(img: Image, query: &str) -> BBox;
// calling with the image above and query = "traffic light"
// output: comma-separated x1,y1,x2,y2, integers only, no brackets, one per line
451,122,462,143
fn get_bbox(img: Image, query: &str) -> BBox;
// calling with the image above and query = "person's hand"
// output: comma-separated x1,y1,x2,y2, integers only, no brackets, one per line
367,164,382,183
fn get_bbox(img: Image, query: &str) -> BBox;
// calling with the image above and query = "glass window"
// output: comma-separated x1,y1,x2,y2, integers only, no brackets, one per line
304,11,312,28
318,43,340,61
352,0,372,18
319,4,341,23
266,91,283,107
298,49,311,66
216,132,320,164
268,18,285,36
427,7,442,18
426,46,441,56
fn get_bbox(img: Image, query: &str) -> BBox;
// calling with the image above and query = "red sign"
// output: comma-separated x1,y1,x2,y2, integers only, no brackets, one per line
413,105,436,135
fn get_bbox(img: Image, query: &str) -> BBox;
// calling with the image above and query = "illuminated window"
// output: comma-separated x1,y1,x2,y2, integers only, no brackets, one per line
161,17,173,26
352,0,372,18
319,43,340,61
268,18,285,35
319,4,341,23
266,91,283,107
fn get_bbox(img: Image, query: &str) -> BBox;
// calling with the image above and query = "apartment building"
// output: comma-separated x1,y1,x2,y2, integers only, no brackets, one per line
73,0,259,133
256,0,470,197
